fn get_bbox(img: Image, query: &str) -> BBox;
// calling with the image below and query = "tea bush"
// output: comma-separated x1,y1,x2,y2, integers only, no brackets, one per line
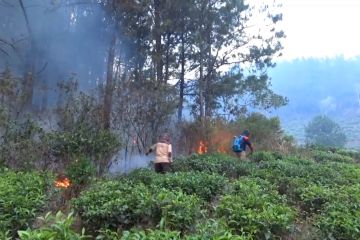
314,184,360,240
73,181,154,231
98,220,249,240
126,168,158,185
171,153,257,178
315,203,360,240
297,184,335,214
18,211,89,240
65,156,96,186
312,150,353,163
73,181,203,232
0,170,52,235
250,151,276,162
96,229,182,240
187,218,249,240
216,177,296,238
336,148,360,162
150,171,228,201
154,189,201,232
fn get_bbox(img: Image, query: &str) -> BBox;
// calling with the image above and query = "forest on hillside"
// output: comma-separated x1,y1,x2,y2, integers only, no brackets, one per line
0,0,286,160
268,57,360,147
1,1,360,240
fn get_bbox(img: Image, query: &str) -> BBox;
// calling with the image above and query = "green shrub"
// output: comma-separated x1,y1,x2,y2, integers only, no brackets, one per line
66,156,96,185
231,113,290,151
73,181,202,233
298,184,335,214
315,203,360,240
216,177,296,238
305,115,347,147
249,151,276,162
155,189,201,232
18,212,89,240
314,184,360,240
126,168,158,185
48,127,121,175
0,230,11,240
336,149,360,161
0,170,51,234
187,219,249,240
312,150,353,163
171,154,257,178
0,117,50,170
72,181,154,231
120,229,181,240
151,171,228,201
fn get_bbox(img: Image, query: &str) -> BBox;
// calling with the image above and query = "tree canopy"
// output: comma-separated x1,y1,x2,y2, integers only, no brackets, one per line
305,115,347,148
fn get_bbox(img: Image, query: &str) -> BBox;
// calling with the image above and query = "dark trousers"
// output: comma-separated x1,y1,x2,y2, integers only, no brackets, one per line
154,162,171,174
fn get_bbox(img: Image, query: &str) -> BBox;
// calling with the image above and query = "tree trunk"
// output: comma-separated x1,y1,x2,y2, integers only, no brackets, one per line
19,0,36,111
103,33,117,129
164,33,171,83
205,5,213,118
154,0,163,83
177,34,185,122
199,50,205,120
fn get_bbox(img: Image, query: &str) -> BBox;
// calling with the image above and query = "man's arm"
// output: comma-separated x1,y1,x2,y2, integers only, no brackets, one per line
168,144,173,162
244,137,254,154
145,144,157,155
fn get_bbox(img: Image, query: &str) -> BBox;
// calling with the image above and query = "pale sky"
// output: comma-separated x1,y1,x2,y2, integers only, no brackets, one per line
278,0,360,60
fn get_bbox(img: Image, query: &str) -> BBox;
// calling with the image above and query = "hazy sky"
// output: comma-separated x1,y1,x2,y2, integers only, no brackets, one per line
278,0,360,60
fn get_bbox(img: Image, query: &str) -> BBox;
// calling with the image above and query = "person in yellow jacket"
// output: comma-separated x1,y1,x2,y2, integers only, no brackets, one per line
145,133,172,173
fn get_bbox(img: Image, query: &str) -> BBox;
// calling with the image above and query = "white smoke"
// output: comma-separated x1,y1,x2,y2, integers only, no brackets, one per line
109,150,154,174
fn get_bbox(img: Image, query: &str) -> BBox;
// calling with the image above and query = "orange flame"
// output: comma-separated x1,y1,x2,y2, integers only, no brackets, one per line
197,140,208,154
55,176,71,188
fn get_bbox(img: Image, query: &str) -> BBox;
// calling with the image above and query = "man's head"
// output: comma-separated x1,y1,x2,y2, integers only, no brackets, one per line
242,129,250,137
159,132,171,143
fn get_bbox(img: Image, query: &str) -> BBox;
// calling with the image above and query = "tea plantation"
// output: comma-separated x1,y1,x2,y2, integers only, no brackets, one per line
1,149,360,239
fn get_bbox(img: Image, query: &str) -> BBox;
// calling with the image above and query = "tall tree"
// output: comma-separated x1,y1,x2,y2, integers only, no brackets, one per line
188,0,286,119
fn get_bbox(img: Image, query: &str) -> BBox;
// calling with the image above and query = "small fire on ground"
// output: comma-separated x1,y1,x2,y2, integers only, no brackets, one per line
196,140,228,154
54,175,71,189
197,140,208,154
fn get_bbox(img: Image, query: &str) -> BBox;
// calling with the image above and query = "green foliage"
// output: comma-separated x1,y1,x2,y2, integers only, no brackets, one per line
73,180,203,233
72,181,154,231
305,115,347,147
336,148,360,162
0,230,11,240
171,153,257,178
0,170,51,235
96,229,181,240
297,184,335,214
155,189,201,232
187,218,249,240
0,117,50,169
231,113,292,151
18,212,89,240
250,151,277,162
313,184,360,240
216,177,296,238
150,171,228,201
316,203,360,240
49,127,120,174
312,150,353,163
255,157,360,189
128,168,228,201
97,222,249,240
65,156,96,185
126,168,158,185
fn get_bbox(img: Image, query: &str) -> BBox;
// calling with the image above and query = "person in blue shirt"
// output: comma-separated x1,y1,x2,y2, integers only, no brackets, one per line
233,129,254,160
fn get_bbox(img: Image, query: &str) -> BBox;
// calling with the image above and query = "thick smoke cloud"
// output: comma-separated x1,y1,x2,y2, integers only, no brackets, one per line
0,0,111,108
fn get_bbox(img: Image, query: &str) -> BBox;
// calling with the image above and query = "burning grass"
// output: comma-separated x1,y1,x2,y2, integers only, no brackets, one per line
54,175,71,189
